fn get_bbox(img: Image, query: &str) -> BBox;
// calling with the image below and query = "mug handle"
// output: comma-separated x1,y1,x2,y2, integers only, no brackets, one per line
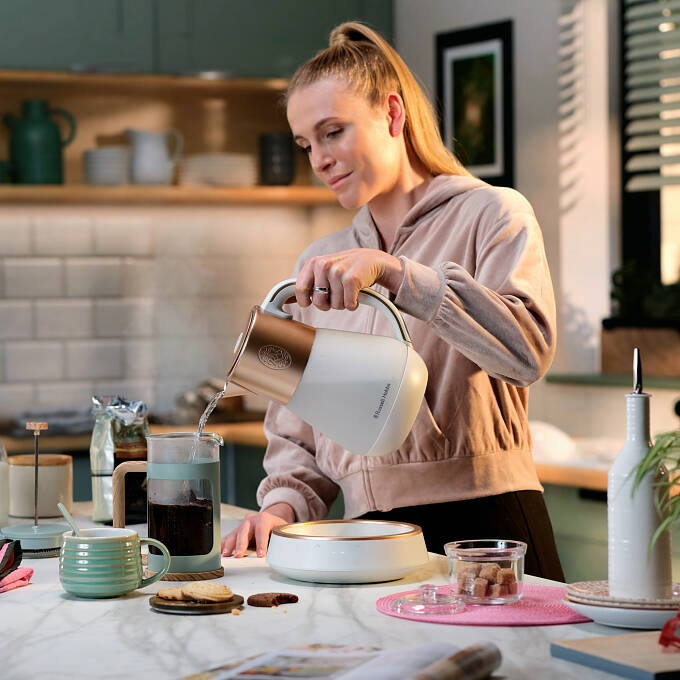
139,538,171,587
166,129,184,164
112,460,147,528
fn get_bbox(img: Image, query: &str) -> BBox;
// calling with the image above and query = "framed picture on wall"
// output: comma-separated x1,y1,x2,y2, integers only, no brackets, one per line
436,20,514,187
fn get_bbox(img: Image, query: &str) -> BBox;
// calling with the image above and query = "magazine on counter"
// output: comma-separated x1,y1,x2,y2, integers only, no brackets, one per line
181,641,501,680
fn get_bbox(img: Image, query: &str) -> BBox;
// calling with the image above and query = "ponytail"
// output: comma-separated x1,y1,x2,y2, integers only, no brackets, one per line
287,22,469,178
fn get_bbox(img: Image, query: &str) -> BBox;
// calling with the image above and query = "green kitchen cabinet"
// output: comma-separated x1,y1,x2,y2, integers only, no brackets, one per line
543,484,680,583
156,0,393,77
0,0,153,72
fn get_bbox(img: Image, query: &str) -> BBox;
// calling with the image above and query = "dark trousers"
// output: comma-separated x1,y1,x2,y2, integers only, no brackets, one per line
358,490,565,582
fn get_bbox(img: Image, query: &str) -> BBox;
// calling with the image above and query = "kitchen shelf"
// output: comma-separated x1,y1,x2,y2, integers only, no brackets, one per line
0,185,337,205
546,373,680,389
0,421,268,454
0,68,289,94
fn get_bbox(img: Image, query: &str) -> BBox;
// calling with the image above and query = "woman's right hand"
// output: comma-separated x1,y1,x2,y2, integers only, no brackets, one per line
220,502,295,558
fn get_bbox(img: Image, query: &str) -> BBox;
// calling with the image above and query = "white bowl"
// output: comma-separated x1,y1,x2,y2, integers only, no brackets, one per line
266,519,429,584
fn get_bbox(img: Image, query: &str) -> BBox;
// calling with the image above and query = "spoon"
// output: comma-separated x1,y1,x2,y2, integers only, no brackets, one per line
57,502,82,537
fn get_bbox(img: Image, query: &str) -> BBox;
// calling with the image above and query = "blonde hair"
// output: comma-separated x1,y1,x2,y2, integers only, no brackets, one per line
286,21,469,177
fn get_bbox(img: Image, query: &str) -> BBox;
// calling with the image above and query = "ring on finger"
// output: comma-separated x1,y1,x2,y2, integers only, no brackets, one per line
313,286,329,295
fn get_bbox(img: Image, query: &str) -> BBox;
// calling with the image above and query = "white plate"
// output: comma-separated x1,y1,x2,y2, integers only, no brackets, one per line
563,598,676,629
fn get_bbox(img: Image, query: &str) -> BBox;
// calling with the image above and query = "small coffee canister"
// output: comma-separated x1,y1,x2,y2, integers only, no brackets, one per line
9,453,73,518
259,132,295,185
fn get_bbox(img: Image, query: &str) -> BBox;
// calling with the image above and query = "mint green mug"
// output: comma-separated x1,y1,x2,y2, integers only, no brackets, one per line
59,528,170,598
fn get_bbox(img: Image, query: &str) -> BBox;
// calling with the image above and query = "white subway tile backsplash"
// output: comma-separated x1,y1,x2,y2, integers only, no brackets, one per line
309,205,352,243
5,341,64,381
153,257,215,297
0,204,321,417
36,300,93,338
122,257,153,296
0,217,32,256
155,298,211,336
156,338,223,378
0,301,32,339
124,340,155,378
95,217,153,256
93,379,154,406
0,383,34,417
35,381,93,411
65,257,121,297
152,217,210,256
34,217,92,256
95,298,154,338
153,378,193,412
66,340,123,379
4,258,62,298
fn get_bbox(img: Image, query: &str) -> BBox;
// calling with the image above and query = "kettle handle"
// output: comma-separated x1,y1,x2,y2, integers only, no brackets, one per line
262,278,413,344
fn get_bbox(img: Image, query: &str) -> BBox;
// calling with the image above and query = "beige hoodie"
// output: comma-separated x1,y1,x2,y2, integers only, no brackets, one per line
257,174,556,521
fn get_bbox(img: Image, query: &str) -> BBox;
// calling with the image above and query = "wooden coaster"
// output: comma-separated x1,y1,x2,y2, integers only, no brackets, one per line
149,593,243,615
145,566,225,581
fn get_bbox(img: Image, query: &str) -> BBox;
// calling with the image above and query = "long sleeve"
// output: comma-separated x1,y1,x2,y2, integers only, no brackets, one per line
256,399,340,522
393,192,556,387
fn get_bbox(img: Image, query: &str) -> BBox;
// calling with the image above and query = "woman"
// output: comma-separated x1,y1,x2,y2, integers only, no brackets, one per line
221,21,564,580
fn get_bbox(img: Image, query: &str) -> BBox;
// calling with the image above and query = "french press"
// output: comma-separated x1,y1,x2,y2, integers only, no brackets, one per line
113,432,223,580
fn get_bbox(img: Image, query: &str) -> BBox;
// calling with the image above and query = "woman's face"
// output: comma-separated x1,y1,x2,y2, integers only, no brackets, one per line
287,77,401,210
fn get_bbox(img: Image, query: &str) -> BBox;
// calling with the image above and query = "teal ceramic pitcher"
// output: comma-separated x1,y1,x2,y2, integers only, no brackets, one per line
3,99,76,184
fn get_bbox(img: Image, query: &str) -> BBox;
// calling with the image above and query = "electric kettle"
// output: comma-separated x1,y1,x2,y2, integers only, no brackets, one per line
224,278,428,456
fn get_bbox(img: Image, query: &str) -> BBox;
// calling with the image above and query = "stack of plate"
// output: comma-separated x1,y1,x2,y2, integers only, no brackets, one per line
563,579,679,629
178,152,257,187
83,146,130,185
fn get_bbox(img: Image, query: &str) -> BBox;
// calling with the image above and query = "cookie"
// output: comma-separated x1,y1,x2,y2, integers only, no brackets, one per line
181,582,233,603
247,592,299,607
156,587,191,601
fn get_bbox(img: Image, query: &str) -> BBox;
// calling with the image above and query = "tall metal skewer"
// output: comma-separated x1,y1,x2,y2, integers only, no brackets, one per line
26,422,48,527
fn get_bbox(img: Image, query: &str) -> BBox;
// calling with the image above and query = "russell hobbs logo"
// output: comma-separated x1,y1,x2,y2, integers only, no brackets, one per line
373,383,391,419
258,345,292,370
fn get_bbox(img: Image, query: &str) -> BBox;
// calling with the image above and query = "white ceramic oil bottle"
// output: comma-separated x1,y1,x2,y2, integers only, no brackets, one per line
607,348,672,599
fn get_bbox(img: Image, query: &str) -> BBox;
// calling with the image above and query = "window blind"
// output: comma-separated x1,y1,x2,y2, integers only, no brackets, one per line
624,0,680,191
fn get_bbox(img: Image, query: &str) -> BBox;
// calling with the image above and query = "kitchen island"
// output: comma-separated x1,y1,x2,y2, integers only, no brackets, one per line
1,503,640,680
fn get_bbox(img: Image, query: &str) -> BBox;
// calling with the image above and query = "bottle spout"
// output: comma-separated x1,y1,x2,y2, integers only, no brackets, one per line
633,347,643,394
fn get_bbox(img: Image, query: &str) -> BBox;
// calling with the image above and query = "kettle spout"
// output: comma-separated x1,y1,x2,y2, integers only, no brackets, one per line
223,381,253,399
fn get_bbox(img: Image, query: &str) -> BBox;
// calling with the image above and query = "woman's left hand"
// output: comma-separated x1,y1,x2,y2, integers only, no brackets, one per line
295,248,404,311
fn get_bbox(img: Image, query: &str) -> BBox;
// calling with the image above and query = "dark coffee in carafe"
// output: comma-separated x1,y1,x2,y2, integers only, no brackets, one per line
148,498,213,556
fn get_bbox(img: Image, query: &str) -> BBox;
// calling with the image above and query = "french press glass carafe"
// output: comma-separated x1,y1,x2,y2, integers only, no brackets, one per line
113,432,223,579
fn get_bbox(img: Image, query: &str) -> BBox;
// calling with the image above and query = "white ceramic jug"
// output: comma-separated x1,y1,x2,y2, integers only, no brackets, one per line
125,128,183,185
224,279,428,456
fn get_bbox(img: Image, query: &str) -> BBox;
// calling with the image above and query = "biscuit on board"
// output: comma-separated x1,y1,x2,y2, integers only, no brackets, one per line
156,587,191,601
181,582,233,603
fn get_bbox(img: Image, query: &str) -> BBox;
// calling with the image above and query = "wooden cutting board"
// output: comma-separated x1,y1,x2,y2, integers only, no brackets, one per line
551,631,680,679
149,594,244,615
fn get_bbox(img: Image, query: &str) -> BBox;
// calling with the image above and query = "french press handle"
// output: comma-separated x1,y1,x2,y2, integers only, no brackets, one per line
112,460,147,528
261,278,413,344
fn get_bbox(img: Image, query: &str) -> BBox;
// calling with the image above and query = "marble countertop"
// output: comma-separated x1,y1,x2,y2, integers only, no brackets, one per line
2,503,631,680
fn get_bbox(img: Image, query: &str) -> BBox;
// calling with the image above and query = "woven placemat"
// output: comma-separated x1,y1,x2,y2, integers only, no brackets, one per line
377,584,592,626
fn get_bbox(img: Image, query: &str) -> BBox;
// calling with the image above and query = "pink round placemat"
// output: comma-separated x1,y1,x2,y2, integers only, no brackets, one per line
376,584,592,626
